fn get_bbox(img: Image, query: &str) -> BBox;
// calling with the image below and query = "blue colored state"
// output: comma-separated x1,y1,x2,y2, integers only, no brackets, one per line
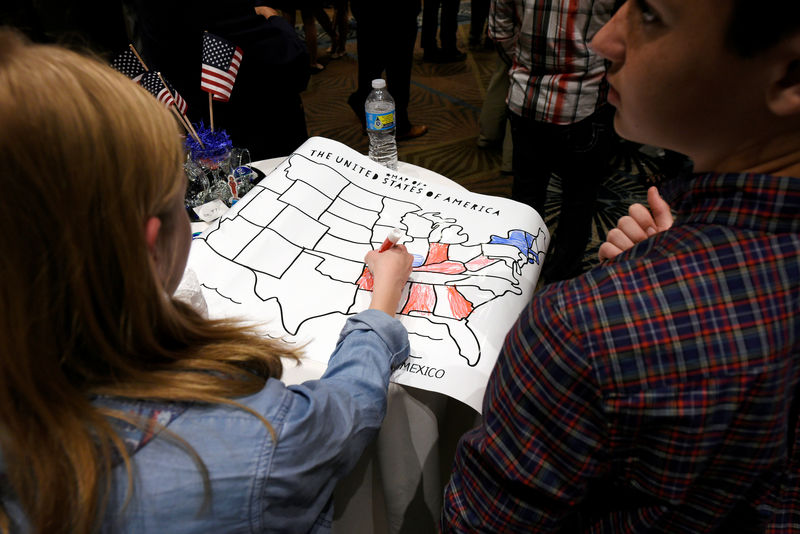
489,230,541,264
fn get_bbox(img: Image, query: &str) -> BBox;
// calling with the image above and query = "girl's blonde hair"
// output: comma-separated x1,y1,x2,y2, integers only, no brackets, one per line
0,29,299,533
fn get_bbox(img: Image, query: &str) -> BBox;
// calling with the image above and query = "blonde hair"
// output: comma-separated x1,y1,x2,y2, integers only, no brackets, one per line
0,29,299,533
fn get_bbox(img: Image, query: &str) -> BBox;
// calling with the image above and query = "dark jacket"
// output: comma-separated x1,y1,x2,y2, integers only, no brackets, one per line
134,0,310,160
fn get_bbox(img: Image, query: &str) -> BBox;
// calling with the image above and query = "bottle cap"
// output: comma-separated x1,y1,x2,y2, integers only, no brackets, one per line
371,79,386,89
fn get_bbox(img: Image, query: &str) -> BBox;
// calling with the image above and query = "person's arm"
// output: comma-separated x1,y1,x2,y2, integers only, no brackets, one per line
211,4,310,93
598,186,674,261
442,288,607,532
254,5,280,19
488,0,517,65
256,246,412,529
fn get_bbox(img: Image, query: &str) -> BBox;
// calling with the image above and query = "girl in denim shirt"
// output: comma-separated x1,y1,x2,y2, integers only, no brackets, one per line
0,30,412,533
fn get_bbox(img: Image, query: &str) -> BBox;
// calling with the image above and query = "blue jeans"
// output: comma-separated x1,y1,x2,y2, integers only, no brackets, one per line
509,105,618,282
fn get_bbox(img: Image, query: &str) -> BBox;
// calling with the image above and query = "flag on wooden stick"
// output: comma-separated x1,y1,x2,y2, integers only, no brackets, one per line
111,46,146,83
164,79,188,116
141,71,175,108
157,72,202,144
201,32,242,102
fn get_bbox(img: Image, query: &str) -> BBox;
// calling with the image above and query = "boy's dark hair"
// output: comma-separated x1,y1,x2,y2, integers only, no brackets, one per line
727,0,800,57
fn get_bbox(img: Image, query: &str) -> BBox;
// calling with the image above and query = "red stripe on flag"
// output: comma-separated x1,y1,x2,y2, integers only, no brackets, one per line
201,67,235,89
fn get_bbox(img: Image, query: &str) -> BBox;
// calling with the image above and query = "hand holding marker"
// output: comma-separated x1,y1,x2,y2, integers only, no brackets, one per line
366,227,413,316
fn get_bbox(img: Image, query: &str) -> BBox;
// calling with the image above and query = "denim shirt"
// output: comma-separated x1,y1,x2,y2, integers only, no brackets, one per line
0,310,407,533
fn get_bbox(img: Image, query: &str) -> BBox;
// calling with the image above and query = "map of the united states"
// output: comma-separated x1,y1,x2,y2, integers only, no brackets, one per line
196,153,545,368
188,137,547,411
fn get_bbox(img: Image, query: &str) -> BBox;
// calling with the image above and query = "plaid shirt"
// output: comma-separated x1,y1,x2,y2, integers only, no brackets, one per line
442,172,800,532
489,0,621,124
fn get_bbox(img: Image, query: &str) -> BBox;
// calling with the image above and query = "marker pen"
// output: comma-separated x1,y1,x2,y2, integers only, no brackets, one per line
378,227,404,252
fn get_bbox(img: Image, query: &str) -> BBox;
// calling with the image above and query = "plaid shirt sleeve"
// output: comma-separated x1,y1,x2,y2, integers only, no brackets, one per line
442,285,608,532
488,0,518,66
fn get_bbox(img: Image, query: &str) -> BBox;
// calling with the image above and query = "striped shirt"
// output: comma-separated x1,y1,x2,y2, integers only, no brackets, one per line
489,0,621,124
442,173,800,532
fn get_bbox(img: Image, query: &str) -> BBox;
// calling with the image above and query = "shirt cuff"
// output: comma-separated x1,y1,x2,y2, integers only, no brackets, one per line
336,309,409,371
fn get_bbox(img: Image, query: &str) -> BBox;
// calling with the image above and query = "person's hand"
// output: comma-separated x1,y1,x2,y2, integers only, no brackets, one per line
254,5,279,19
598,186,673,261
365,245,413,316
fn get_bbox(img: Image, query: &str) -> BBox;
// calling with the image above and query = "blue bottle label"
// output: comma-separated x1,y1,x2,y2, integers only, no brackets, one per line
366,110,395,131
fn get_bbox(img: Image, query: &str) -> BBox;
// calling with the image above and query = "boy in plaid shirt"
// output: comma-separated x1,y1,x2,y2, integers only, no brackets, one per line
443,0,800,531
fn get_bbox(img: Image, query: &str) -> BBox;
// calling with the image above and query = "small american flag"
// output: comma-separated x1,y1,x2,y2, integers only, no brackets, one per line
140,72,175,109
164,79,188,116
111,46,146,83
201,32,243,102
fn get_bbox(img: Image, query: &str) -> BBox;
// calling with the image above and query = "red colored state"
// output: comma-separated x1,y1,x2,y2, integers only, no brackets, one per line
465,255,497,270
414,242,466,274
424,242,450,265
414,262,466,274
447,286,474,319
401,283,435,315
356,265,374,290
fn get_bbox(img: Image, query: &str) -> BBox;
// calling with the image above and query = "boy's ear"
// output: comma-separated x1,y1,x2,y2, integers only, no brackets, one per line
767,34,800,116
145,216,162,257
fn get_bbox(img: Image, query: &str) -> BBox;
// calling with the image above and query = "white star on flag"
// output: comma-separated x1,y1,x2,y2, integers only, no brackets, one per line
111,47,145,83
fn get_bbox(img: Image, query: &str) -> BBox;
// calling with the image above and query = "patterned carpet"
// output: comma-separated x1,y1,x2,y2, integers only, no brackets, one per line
301,2,678,276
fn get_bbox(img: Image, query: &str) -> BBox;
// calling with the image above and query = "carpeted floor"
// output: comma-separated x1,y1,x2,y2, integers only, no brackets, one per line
300,2,679,277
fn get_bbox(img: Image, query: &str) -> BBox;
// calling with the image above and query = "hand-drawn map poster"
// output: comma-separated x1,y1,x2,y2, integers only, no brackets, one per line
188,137,548,412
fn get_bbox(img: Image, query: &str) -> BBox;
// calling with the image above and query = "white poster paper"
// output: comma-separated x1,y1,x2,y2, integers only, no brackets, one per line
187,137,548,412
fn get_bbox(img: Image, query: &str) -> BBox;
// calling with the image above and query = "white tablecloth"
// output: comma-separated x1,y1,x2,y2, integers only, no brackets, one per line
196,157,481,533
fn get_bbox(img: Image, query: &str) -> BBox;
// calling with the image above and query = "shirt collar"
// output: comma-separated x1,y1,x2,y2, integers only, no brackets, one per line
664,172,800,234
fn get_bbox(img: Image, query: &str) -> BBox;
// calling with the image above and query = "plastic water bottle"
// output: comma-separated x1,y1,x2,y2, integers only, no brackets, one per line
365,79,398,170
